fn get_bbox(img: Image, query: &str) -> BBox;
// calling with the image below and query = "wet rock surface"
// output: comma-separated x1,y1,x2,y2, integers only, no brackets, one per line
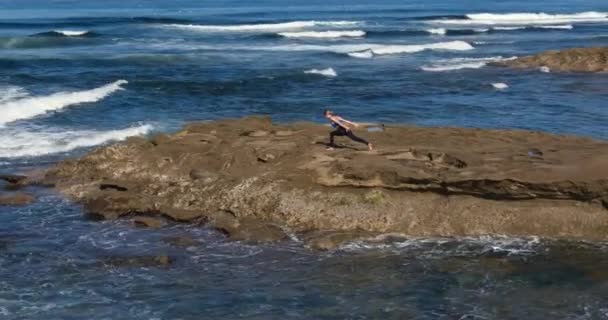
492,47,608,73
0,192,36,206
42,117,608,243
99,255,173,268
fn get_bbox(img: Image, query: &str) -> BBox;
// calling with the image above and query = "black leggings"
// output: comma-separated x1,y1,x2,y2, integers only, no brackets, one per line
329,127,369,146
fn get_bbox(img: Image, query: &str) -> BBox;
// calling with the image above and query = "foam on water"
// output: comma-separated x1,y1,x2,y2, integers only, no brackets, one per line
217,41,474,57
0,124,153,158
339,41,474,58
341,235,543,257
492,82,509,90
0,86,29,103
278,30,365,38
347,50,374,59
165,20,360,32
0,80,127,125
431,11,608,25
421,56,516,71
53,30,90,36
304,67,337,77
538,24,574,29
426,28,447,35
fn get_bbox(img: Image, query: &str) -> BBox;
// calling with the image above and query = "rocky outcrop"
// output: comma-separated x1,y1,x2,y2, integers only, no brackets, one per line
492,47,608,73
43,117,608,248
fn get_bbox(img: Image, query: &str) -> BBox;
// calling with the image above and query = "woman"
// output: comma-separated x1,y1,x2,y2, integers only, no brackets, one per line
324,109,373,151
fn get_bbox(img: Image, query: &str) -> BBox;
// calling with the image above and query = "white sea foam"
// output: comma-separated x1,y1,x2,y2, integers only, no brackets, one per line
0,86,29,103
0,124,153,158
304,67,337,77
278,30,365,38
493,26,525,30
165,20,360,32
537,24,574,29
53,30,89,36
282,41,474,57
0,80,127,125
432,11,608,25
421,56,516,72
347,50,374,59
492,82,509,89
341,41,474,58
426,28,447,35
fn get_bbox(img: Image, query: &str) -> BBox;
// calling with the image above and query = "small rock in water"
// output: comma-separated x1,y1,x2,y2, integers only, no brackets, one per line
0,192,36,206
162,236,201,247
492,83,509,90
100,255,173,268
133,216,167,228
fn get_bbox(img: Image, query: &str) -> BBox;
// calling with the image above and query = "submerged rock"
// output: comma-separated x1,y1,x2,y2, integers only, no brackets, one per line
492,47,608,73
208,211,287,244
0,192,36,206
99,255,172,268
133,216,167,228
162,235,201,247
44,116,608,242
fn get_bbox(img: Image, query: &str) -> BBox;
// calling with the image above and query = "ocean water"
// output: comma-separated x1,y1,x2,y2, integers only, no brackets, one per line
1,0,608,318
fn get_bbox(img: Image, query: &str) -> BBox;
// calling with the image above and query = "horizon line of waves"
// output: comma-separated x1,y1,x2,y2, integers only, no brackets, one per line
420,56,517,72
0,124,152,158
429,11,608,25
278,30,366,38
0,80,127,126
163,20,361,32
304,67,337,77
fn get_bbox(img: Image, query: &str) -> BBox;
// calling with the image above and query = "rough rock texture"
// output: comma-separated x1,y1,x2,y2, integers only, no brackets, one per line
0,192,36,206
492,47,608,73
43,117,608,247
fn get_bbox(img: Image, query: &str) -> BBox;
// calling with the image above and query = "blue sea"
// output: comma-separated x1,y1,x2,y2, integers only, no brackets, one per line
1,1,608,318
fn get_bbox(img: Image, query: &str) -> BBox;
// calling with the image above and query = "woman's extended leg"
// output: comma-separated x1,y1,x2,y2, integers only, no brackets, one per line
346,131,368,145
346,131,373,151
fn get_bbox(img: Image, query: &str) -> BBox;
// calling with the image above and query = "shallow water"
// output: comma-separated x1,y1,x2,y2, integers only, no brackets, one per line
1,0,608,318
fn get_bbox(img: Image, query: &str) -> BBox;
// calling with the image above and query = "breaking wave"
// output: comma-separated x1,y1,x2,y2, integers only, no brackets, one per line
492,83,509,90
430,11,608,25
426,28,447,35
32,30,95,37
165,20,360,32
0,80,128,125
421,56,516,72
304,67,337,77
278,30,365,38
344,41,474,58
0,124,152,158
0,86,29,103
52,30,91,36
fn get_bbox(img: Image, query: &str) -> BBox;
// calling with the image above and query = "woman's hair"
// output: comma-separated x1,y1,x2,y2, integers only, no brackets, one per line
324,109,333,116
